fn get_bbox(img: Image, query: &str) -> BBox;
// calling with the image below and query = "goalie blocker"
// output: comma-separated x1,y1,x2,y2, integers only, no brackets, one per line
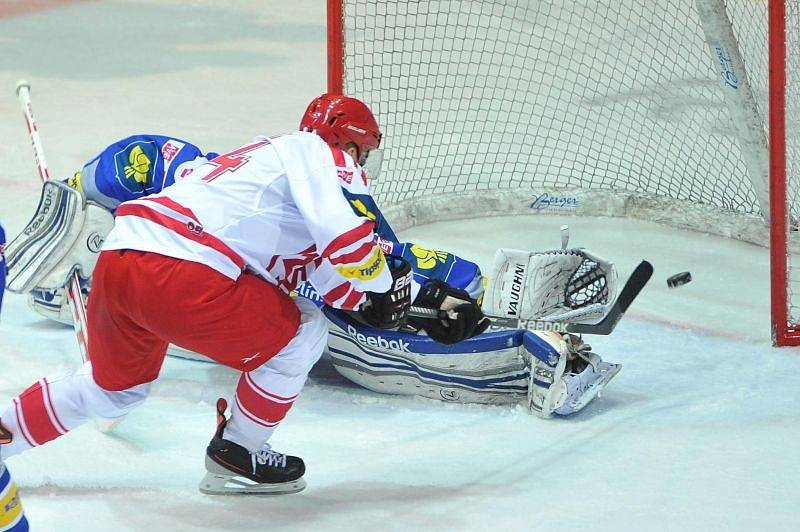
4,181,113,295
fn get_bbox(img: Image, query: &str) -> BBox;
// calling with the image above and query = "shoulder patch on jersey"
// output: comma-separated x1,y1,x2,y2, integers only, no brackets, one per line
335,246,386,281
338,168,354,184
114,141,159,193
161,139,186,162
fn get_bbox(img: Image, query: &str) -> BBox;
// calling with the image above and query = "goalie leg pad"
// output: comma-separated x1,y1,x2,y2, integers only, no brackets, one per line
324,307,529,405
5,181,113,293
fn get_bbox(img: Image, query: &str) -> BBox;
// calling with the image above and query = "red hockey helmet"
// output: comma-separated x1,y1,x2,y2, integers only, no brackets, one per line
300,93,382,164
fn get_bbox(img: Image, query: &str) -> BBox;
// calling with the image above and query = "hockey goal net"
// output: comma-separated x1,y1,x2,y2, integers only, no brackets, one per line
327,0,800,346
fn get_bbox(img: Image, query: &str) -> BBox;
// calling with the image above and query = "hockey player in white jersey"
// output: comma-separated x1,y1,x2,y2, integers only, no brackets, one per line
0,94,461,495
5,94,624,425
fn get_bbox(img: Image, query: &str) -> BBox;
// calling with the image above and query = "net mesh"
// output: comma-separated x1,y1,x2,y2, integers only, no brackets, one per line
339,0,800,330
342,0,767,212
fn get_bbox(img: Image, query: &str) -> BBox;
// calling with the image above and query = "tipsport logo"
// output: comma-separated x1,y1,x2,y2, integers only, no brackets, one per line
114,141,159,194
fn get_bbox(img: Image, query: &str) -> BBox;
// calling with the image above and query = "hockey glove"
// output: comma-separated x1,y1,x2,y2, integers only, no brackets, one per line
409,280,490,344
357,256,413,329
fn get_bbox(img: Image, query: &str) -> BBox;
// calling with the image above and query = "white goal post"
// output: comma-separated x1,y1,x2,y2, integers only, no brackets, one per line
327,0,799,346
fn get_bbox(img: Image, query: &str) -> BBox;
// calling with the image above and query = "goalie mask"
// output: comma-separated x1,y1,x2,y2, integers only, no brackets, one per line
300,93,382,165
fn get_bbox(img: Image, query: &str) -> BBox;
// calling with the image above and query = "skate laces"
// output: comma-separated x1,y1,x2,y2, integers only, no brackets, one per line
565,334,597,371
251,445,287,473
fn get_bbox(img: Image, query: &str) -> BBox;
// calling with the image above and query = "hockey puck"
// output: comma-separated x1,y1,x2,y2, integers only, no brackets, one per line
667,271,692,288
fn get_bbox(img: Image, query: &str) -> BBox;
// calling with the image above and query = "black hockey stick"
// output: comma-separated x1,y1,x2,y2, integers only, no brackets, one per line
409,260,653,336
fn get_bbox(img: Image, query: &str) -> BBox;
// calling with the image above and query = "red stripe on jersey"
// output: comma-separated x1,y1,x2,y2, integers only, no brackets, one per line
234,396,279,428
42,379,68,434
324,282,351,306
140,196,200,220
242,373,297,403
322,220,374,259
328,241,375,266
13,399,34,447
235,374,297,425
18,380,63,445
116,203,246,271
330,146,347,167
341,287,365,310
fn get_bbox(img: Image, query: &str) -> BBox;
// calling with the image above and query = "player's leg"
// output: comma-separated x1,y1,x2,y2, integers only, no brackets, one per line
201,297,327,495
0,249,160,458
0,363,150,458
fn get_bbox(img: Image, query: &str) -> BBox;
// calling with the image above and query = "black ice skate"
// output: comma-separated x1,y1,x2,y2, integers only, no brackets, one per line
0,418,12,445
199,398,306,495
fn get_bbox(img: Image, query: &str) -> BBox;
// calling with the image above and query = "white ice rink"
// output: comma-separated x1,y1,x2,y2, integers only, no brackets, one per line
1,1,799,531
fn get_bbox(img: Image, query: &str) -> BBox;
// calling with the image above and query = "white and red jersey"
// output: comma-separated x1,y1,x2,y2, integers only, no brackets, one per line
102,131,392,310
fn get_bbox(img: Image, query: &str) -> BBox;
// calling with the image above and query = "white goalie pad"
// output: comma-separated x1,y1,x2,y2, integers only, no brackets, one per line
482,247,618,324
5,181,113,293
525,331,621,418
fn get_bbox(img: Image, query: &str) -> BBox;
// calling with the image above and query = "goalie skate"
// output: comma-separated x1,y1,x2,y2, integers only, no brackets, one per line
527,333,621,417
554,352,621,416
199,399,306,496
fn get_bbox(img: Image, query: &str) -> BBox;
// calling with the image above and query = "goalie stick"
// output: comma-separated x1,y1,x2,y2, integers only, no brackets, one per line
15,82,121,432
410,260,653,336
16,80,90,364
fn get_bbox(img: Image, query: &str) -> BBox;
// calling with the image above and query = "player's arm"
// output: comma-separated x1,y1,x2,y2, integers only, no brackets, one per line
74,134,214,210
287,143,410,329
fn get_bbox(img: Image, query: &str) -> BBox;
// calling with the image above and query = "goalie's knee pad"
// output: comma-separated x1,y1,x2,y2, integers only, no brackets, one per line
524,331,620,418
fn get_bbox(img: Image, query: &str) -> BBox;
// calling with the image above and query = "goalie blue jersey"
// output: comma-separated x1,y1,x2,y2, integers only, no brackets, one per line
69,135,218,211
340,188,483,299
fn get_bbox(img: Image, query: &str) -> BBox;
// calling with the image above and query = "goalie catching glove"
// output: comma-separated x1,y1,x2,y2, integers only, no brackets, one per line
355,255,413,329
482,247,618,324
408,280,490,344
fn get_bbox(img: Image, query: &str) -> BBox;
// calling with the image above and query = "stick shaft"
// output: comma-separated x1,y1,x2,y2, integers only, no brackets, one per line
16,80,89,363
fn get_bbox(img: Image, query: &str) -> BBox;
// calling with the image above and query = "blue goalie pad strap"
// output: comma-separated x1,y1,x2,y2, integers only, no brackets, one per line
522,332,562,367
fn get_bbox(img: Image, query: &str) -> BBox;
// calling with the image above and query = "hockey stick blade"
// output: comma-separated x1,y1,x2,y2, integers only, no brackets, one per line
409,260,653,336
563,259,652,334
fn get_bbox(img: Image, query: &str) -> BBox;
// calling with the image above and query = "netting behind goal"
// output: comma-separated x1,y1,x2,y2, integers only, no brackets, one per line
328,0,800,344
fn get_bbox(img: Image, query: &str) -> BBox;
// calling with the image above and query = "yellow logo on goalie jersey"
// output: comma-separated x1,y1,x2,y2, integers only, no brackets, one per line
335,246,386,280
410,245,449,270
124,145,152,184
349,199,377,221
67,170,83,193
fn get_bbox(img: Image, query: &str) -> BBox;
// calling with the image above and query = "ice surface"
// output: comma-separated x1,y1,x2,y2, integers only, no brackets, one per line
0,1,798,531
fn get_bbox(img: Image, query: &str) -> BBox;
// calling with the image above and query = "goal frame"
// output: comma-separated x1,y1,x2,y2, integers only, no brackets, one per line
768,0,798,346
327,0,798,347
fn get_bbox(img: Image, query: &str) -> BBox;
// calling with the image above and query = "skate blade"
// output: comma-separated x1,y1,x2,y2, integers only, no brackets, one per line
198,472,306,495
